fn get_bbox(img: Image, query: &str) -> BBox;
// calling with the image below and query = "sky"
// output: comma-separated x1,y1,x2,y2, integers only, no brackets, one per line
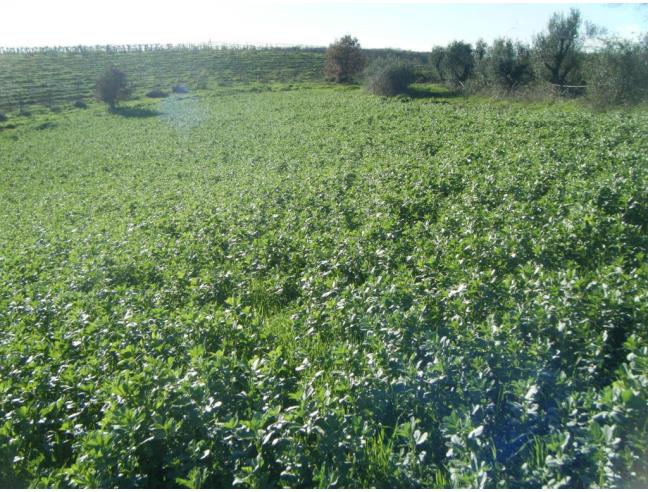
1,1,646,51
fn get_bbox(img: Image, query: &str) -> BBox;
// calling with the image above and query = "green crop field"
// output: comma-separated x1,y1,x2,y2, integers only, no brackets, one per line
1,82,647,487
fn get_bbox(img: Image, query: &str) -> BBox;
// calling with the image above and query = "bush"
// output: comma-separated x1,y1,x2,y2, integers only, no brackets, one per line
364,58,416,96
96,67,130,110
586,38,648,108
172,85,189,94
146,89,169,98
0,113,7,122
73,100,88,109
324,35,366,83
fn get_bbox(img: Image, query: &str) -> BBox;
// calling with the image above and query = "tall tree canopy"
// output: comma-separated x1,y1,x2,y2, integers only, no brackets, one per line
534,8,583,86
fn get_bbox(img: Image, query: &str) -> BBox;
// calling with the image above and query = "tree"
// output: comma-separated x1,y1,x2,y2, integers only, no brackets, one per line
324,35,366,83
534,8,583,87
96,67,130,110
486,38,534,92
429,46,446,81
444,41,474,88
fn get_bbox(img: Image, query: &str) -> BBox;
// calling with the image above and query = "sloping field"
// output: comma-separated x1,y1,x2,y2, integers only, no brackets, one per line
1,85,647,487
0,46,326,111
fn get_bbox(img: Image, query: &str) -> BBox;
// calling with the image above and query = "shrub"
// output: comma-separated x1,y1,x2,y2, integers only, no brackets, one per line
324,35,366,83
96,67,130,110
0,113,7,122
364,58,416,96
172,84,189,94
146,89,169,98
73,100,87,109
586,38,648,108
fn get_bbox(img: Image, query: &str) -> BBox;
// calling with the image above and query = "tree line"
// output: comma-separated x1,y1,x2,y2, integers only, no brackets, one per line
325,9,648,107
0,43,325,55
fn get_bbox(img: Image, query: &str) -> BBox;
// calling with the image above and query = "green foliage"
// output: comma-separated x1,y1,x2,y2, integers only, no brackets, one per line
533,8,583,87
1,84,647,487
364,58,416,96
324,35,366,83
429,46,446,81
485,38,534,93
444,41,474,88
586,38,648,108
95,67,130,110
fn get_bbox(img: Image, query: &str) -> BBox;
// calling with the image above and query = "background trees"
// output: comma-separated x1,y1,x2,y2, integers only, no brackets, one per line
96,67,130,110
586,37,648,107
425,7,647,107
324,35,366,83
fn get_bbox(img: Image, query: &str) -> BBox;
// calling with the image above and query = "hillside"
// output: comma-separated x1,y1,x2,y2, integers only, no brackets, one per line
0,45,326,111
0,44,430,112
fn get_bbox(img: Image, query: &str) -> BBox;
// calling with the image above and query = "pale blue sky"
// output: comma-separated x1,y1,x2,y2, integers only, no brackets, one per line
1,2,646,50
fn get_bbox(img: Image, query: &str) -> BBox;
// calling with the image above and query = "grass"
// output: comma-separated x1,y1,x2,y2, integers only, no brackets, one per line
0,83,647,487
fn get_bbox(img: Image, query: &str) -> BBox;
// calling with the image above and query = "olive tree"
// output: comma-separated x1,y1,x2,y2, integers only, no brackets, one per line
444,41,474,89
324,35,366,83
533,8,583,87
96,67,130,110
486,38,534,92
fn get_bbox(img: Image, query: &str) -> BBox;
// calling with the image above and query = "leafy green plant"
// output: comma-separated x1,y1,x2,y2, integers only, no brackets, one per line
1,82,647,487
